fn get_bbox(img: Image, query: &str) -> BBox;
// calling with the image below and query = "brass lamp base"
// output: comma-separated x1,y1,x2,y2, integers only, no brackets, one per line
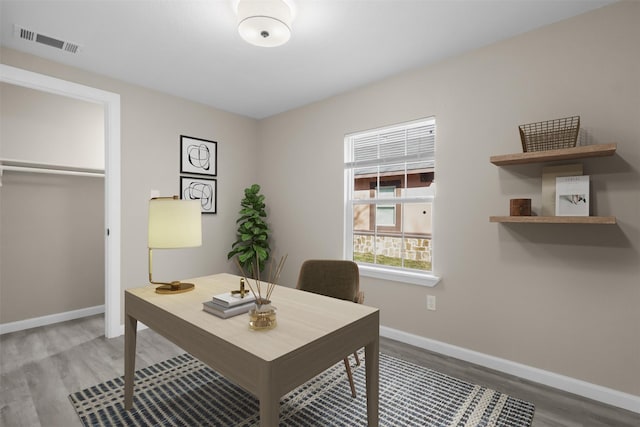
155,281,195,294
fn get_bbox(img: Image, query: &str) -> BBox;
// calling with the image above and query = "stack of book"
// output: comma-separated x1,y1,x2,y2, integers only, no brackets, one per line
203,292,256,319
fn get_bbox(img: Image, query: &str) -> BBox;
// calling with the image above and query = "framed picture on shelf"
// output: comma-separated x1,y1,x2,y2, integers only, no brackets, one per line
556,175,589,216
541,163,583,216
180,135,217,176
181,176,217,214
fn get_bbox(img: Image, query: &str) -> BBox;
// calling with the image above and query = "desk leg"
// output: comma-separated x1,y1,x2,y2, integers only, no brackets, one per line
258,365,279,427
124,313,137,410
365,336,380,427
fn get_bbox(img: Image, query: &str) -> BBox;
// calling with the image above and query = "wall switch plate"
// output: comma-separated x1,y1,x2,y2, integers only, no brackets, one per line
427,295,436,311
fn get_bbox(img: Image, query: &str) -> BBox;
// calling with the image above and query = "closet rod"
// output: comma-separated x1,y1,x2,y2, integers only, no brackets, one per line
0,165,105,178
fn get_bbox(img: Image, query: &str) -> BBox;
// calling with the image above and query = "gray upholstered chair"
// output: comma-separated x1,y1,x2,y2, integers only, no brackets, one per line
296,259,364,398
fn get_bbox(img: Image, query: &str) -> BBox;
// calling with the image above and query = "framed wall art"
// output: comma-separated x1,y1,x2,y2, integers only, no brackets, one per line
180,135,217,176
181,176,217,214
555,175,589,216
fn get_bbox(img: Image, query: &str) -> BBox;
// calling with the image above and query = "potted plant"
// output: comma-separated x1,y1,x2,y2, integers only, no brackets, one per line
227,184,271,277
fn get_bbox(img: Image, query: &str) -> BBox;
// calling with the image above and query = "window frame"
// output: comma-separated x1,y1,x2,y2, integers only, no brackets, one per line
344,118,440,287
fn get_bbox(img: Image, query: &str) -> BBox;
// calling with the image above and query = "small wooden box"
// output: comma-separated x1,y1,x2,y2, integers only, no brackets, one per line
510,198,532,216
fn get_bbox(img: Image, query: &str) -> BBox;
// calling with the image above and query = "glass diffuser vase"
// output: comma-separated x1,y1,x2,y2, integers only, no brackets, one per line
248,299,277,330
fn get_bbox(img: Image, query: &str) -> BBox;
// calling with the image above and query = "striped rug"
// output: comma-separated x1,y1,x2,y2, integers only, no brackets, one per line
69,352,535,426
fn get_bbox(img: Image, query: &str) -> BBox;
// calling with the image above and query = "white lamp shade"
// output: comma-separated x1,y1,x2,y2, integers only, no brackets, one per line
237,0,292,47
148,198,202,249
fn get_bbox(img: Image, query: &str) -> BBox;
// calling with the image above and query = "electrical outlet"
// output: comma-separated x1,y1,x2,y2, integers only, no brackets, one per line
427,295,436,311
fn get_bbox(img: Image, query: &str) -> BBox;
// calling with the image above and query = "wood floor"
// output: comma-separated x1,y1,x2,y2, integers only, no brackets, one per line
1,314,638,426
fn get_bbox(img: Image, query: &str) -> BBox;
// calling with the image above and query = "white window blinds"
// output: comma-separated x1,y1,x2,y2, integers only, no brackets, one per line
345,118,436,171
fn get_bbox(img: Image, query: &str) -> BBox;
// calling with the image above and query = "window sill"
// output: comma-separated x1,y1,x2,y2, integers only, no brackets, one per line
358,265,441,287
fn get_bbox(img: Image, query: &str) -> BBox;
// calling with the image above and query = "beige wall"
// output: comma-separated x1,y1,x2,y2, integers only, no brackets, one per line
0,173,104,322
0,47,260,323
258,1,639,397
0,83,104,168
0,84,105,323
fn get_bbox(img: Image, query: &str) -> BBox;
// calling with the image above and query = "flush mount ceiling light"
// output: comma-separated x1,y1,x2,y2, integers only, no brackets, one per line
236,0,294,47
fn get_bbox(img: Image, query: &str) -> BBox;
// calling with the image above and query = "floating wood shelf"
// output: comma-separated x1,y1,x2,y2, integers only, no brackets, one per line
489,143,617,166
489,216,617,224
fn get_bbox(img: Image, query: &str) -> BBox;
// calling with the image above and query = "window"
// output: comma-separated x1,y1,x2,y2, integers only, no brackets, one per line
376,186,396,226
344,118,438,286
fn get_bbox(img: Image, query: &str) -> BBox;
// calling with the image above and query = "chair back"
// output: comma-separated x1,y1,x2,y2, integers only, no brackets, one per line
296,259,359,302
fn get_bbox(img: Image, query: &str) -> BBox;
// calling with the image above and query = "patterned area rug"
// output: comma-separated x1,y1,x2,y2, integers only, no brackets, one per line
69,352,535,426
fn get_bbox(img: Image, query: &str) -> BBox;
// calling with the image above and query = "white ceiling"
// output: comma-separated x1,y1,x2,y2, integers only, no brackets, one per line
1,0,615,119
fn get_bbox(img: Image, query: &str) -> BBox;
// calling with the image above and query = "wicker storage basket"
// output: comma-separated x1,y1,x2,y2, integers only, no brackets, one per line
519,116,580,152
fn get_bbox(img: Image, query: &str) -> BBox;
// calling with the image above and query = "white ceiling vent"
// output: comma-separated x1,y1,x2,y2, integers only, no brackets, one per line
14,25,82,54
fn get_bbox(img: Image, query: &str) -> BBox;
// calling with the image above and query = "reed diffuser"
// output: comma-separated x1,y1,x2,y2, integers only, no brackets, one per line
234,254,287,330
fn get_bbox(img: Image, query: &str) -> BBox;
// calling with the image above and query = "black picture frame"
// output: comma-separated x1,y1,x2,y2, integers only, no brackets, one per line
180,176,217,214
180,135,217,176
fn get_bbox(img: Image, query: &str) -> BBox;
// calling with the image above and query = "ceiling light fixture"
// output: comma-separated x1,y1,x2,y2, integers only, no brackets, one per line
236,0,294,47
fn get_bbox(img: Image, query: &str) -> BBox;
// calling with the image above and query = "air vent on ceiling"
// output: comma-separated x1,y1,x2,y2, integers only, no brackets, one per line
14,25,82,54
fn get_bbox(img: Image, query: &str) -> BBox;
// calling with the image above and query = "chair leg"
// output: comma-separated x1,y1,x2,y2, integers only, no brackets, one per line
353,351,361,366
343,357,357,398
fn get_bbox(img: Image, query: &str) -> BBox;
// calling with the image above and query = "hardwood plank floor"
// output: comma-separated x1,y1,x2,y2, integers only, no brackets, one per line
1,314,638,426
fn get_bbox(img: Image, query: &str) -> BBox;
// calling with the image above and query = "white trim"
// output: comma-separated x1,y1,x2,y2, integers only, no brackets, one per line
103,80,122,339
380,326,640,414
0,64,122,338
351,196,435,205
0,158,104,174
360,265,440,287
0,165,105,178
0,305,105,335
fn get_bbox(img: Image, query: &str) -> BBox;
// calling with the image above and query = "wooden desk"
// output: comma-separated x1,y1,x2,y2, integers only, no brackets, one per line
124,273,380,426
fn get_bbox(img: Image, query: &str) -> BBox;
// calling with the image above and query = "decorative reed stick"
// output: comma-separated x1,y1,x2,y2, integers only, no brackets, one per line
267,253,287,301
234,254,287,305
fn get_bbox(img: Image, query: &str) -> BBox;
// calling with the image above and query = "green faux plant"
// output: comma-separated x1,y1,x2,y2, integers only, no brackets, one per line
227,184,271,277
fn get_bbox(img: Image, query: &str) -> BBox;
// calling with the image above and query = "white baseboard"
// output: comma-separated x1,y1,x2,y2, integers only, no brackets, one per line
380,326,640,414
0,305,105,335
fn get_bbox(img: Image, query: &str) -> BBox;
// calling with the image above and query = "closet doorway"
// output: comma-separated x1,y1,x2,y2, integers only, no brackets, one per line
0,64,121,338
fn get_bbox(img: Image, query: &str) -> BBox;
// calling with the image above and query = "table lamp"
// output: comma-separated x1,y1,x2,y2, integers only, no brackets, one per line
148,196,202,294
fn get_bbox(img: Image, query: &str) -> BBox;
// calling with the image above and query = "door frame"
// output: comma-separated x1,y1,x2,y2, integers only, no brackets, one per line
0,64,121,338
